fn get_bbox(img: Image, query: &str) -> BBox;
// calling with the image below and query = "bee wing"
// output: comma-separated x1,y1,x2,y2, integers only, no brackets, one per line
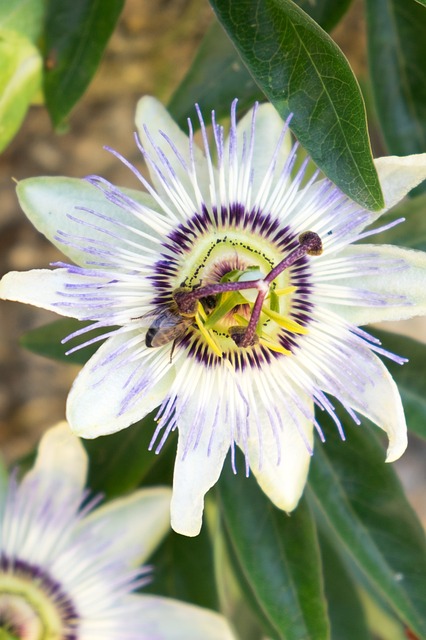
132,306,175,330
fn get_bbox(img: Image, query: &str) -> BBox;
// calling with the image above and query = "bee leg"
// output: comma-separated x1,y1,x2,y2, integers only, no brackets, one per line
169,339,177,363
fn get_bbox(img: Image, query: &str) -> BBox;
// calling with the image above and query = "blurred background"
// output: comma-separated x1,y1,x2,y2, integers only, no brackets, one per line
0,0,424,526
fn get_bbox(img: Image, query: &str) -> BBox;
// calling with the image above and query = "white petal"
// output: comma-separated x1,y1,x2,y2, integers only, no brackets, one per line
128,595,237,639
245,397,314,512
364,362,407,463
3,424,87,564
23,422,87,502
135,96,211,205
326,349,407,462
0,268,103,319
229,102,292,194
77,487,171,566
324,244,426,325
67,332,175,438
16,177,160,266
171,392,231,537
375,153,426,212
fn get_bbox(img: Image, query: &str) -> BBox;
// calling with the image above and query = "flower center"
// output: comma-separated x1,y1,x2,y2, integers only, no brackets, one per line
0,558,79,640
150,229,322,358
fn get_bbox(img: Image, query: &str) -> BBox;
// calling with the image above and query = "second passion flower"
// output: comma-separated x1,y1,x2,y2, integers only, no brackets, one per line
2,97,426,536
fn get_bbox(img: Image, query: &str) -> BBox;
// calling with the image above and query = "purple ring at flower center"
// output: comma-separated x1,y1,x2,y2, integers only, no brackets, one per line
146,203,315,365
0,554,79,639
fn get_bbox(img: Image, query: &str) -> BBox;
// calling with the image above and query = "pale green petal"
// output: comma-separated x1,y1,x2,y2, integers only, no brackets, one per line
245,396,314,512
23,422,87,500
136,95,211,205
129,594,237,640
325,244,426,325
0,268,100,318
67,332,176,438
16,177,160,266
375,153,426,212
77,488,171,566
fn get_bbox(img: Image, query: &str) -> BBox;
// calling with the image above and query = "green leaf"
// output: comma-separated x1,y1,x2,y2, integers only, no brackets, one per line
0,0,45,42
84,415,176,499
209,0,384,211
220,528,280,639
218,450,329,640
0,453,8,507
0,630,19,640
368,193,426,252
319,532,372,640
168,21,264,129
43,0,125,127
366,0,426,196
308,414,426,638
413,0,426,5
143,522,220,611
371,329,426,440
0,29,41,152
169,0,353,126
294,0,353,31
20,318,109,365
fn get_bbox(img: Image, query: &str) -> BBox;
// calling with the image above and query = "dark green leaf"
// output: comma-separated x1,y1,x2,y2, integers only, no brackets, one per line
84,415,176,499
222,533,279,639
371,329,426,440
43,0,124,127
294,0,353,32
366,0,426,195
319,532,372,640
413,0,426,5
0,454,7,499
218,450,329,640
209,0,384,211
169,0,353,127
367,193,426,252
143,522,219,611
20,318,109,365
317,515,413,640
308,414,426,638
168,21,263,129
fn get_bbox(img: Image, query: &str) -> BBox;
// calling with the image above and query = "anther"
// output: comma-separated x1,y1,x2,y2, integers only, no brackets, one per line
229,326,259,347
298,231,323,256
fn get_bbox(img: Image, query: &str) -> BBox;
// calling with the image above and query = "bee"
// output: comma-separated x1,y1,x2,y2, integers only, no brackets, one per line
145,305,194,348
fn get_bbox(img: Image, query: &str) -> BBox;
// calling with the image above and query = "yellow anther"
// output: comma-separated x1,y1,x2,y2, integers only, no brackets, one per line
232,313,248,326
195,307,223,357
259,337,291,355
261,306,308,334
273,285,297,296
